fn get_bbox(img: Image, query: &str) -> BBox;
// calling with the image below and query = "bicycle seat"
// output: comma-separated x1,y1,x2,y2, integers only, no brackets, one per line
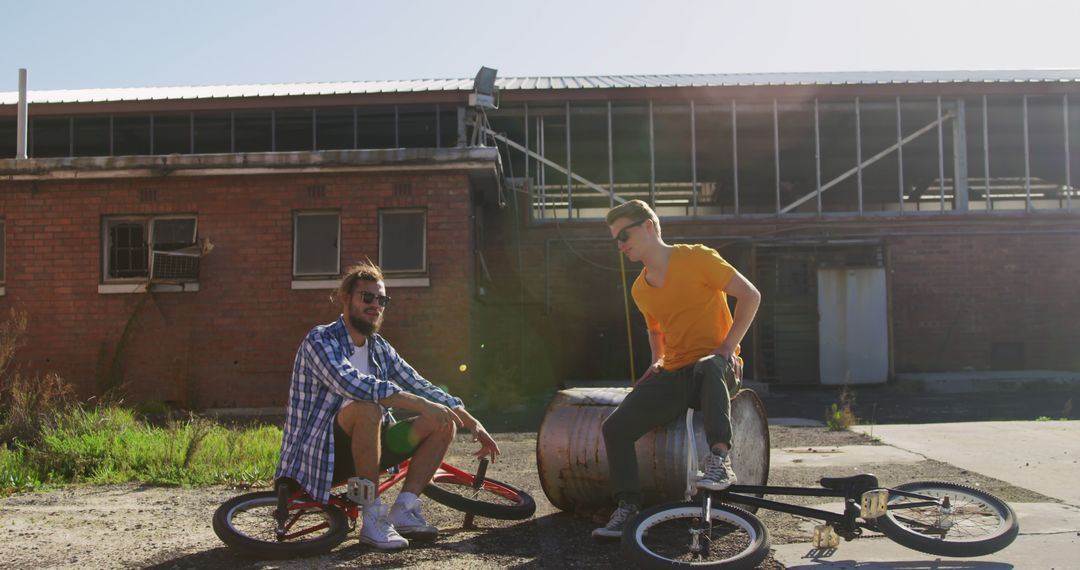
819,474,879,494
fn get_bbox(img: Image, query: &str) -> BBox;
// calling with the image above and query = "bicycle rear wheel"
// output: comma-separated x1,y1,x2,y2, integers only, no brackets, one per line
212,491,349,559
876,481,1018,557
622,501,770,569
423,472,536,520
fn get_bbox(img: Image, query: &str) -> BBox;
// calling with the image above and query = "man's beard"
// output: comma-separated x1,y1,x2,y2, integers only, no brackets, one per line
349,313,381,336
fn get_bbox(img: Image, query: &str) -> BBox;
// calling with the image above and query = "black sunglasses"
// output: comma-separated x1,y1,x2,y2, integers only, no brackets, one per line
357,291,391,307
614,218,648,242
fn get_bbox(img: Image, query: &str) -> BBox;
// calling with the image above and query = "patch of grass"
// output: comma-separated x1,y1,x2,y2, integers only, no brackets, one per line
825,386,858,431
0,405,281,494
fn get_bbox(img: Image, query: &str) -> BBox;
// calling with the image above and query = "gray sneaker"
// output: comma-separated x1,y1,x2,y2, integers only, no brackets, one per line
697,451,737,491
591,501,639,539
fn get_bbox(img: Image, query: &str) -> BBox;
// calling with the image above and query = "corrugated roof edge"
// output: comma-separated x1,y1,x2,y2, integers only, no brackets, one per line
2,69,1080,105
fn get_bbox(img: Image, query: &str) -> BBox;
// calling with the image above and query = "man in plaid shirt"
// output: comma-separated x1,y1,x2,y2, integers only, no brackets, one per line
275,260,500,550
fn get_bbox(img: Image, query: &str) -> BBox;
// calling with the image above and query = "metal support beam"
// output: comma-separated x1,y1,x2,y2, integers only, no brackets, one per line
937,97,945,212
649,100,656,207
566,102,573,216
896,97,905,215
1024,95,1032,212
782,111,955,213
524,103,530,209
691,100,698,216
1065,94,1073,212
856,97,863,214
482,126,626,204
952,99,969,211
607,101,614,209
456,106,467,147
983,96,991,210
773,99,780,215
732,100,740,216
814,98,822,215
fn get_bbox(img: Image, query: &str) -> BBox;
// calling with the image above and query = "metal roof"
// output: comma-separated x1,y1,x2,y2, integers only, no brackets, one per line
3,70,1080,105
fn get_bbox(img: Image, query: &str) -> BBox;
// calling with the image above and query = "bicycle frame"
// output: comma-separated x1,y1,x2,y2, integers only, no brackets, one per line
679,409,946,541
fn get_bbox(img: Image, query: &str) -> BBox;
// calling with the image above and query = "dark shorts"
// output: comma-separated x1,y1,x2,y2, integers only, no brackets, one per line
332,416,418,483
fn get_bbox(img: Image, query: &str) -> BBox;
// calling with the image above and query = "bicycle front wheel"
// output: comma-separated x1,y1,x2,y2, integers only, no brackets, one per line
876,481,1018,557
423,472,536,520
212,491,349,559
622,501,770,569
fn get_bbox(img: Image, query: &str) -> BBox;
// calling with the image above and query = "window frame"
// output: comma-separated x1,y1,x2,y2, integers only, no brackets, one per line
378,208,428,275
101,214,199,284
292,210,342,278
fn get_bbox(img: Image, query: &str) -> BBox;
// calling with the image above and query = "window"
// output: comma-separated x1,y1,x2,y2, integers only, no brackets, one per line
379,210,426,274
293,211,340,277
102,216,198,282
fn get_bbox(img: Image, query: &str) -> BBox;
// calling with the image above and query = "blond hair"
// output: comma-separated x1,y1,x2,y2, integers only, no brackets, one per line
606,199,661,236
332,260,385,305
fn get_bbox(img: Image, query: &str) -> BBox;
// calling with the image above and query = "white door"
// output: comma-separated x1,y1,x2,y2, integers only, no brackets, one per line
817,268,888,385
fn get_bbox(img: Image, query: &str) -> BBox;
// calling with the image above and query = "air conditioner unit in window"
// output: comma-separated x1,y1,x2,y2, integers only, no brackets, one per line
150,244,201,281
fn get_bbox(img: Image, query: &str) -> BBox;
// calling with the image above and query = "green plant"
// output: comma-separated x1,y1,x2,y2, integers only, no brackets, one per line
825,386,858,431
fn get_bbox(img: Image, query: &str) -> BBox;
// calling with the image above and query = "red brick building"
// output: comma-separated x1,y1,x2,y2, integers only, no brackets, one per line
2,71,1078,407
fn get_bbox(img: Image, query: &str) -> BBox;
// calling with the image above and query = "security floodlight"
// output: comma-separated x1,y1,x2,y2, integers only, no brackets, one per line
469,66,498,109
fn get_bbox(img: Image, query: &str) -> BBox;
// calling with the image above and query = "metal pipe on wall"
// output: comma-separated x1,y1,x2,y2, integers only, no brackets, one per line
1065,94,1073,212
897,97,905,215
16,69,28,159
732,100,740,217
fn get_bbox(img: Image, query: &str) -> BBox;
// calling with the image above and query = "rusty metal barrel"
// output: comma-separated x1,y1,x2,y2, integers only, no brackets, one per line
536,387,770,511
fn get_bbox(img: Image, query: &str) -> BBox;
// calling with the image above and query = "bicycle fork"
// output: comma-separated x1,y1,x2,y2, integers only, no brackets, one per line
690,492,713,555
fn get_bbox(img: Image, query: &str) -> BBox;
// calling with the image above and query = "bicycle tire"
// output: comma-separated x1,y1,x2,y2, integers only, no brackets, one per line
423,472,536,520
876,481,1018,557
212,491,350,559
622,501,770,569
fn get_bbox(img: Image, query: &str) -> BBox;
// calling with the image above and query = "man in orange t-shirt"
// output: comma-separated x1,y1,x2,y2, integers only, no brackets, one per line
592,200,762,540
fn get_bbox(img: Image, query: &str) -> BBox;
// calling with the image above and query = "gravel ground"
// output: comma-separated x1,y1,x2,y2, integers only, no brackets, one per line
0,427,1049,569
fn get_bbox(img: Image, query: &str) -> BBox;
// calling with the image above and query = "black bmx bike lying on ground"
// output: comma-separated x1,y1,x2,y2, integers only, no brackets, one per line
619,409,1019,568
213,458,535,559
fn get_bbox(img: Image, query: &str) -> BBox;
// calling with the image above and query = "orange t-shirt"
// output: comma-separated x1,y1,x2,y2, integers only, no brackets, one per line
632,244,737,371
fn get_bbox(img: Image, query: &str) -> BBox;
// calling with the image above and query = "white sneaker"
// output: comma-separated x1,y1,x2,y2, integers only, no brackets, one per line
591,501,639,540
697,451,737,491
359,501,409,550
389,494,439,540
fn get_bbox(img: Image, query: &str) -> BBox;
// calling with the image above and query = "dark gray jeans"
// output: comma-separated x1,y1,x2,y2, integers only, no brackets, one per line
601,355,740,507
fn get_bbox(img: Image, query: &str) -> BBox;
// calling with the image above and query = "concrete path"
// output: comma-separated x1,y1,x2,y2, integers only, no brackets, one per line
770,421,1080,568
853,421,1080,507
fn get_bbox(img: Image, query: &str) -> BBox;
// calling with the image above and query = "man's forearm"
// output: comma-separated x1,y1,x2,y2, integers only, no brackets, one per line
723,291,761,351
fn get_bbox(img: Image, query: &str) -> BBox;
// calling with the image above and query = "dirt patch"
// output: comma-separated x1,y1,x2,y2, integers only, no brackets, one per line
0,428,1045,569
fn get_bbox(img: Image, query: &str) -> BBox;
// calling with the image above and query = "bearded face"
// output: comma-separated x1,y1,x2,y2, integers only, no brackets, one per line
345,280,387,337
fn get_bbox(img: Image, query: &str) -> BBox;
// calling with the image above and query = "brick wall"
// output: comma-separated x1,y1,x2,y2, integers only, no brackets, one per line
0,170,475,408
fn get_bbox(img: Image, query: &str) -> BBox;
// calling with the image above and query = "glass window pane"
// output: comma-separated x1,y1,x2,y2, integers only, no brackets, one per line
73,116,111,157
194,112,230,154
0,119,15,158
152,218,197,250
114,115,151,156
379,211,425,272
276,109,313,152
295,213,340,275
316,107,354,150
235,111,272,152
107,221,149,279
32,117,70,158
154,114,190,155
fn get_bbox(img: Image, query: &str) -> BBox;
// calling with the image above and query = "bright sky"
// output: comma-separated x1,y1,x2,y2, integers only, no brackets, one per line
4,0,1080,91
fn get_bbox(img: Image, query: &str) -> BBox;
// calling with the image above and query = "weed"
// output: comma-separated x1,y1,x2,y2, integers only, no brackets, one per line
825,386,858,431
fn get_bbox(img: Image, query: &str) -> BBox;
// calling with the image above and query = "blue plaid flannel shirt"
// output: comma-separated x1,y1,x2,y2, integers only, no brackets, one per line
275,317,463,503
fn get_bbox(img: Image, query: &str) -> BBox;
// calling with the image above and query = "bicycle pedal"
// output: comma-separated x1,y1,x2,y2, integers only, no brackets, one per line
812,524,840,549
860,488,889,519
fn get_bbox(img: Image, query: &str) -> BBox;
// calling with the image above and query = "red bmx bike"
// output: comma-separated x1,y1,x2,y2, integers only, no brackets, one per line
213,458,535,559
